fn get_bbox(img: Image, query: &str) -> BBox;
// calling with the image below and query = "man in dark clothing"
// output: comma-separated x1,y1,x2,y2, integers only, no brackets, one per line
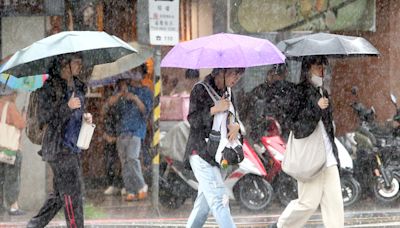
246,64,294,142
27,53,92,228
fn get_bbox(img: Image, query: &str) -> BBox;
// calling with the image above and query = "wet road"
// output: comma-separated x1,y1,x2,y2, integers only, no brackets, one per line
2,190,400,227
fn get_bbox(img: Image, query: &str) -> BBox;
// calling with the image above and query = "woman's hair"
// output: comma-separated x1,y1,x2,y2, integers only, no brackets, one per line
267,63,287,78
185,69,200,79
211,68,245,77
140,63,147,75
48,56,66,77
48,52,83,77
300,55,328,82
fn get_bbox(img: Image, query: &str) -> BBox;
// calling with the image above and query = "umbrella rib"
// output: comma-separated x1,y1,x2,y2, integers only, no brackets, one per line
195,47,206,69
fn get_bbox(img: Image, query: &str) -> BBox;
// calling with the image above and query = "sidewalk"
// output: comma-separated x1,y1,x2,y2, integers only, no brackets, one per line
2,189,400,227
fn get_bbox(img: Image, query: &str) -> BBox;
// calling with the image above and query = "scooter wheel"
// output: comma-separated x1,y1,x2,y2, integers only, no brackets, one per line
277,173,298,206
159,192,186,209
159,175,188,209
234,174,273,211
341,175,362,207
373,175,400,203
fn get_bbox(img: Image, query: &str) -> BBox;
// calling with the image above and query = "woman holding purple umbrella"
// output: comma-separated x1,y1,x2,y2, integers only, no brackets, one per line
184,67,245,228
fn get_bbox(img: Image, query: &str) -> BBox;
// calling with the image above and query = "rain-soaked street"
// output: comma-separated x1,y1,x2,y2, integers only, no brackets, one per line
2,0,400,227
1,191,400,227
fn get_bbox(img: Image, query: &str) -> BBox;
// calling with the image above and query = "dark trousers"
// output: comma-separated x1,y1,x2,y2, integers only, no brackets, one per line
0,152,22,207
28,153,84,228
104,142,122,187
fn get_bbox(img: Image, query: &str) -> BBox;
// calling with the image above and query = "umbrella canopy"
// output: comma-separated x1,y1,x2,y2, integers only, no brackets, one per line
0,31,137,77
0,73,48,91
277,32,380,57
161,33,285,69
89,41,152,86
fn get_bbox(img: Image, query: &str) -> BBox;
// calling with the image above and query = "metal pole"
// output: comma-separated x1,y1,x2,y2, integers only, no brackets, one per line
151,46,162,216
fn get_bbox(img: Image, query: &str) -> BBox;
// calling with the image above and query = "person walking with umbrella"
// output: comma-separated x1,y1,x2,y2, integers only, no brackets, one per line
0,31,136,228
184,67,245,228
27,53,92,228
272,55,343,228
160,33,286,228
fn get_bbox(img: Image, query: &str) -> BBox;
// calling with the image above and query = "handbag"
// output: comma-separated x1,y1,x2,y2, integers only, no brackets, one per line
77,117,96,150
282,120,326,182
0,102,21,151
199,82,244,165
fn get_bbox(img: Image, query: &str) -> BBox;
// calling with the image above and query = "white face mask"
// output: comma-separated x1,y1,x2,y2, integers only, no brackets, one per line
310,75,323,87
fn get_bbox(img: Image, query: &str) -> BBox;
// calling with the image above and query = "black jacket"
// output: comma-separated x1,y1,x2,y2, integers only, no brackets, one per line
38,75,86,162
184,75,235,168
246,80,296,140
288,81,339,165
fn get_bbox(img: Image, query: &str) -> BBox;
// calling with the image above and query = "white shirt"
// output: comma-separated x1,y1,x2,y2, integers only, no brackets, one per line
318,121,337,167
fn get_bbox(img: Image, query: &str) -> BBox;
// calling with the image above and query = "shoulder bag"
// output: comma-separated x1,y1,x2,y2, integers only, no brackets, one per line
0,102,21,151
282,120,326,182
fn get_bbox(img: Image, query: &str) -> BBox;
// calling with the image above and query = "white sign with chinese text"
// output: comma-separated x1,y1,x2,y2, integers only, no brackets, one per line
149,0,180,46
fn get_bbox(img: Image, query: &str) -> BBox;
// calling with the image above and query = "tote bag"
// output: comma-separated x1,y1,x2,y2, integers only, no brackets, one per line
0,102,20,151
282,120,326,182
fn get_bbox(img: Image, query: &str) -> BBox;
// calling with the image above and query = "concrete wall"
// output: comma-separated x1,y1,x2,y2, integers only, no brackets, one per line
1,16,47,210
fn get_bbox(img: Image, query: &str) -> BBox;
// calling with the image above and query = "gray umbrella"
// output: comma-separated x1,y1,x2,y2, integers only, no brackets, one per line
0,31,137,77
277,33,380,57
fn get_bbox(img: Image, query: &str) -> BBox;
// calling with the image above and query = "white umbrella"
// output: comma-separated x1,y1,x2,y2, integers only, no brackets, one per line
0,31,137,77
89,41,152,86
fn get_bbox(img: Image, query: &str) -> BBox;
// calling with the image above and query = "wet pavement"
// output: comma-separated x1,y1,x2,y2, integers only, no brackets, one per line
1,189,400,227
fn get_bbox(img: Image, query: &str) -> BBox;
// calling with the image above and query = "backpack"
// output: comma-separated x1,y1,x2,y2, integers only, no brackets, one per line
26,89,46,145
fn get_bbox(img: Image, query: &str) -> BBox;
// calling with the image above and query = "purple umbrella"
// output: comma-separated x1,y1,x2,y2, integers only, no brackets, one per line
161,33,285,69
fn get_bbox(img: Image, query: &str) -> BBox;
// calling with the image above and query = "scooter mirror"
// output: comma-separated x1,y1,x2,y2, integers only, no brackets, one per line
371,106,376,114
390,93,397,105
351,86,358,95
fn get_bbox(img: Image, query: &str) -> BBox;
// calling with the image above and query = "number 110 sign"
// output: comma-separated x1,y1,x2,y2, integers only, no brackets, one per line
149,0,180,46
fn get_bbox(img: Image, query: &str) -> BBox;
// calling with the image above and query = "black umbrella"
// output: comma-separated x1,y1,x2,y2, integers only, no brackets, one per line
277,32,380,57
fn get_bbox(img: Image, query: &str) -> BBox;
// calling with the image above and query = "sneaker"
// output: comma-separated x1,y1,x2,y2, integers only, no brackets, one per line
104,186,119,195
121,188,127,196
8,208,25,216
139,184,148,193
137,184,148,200
125,193,137,201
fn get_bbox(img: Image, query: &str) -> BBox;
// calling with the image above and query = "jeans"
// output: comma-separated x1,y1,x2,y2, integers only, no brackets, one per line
0,151,22,207
117,135,145,194
186,155,236,228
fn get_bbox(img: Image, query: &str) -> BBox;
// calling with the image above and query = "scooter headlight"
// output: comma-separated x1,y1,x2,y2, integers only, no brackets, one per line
377,138,386,147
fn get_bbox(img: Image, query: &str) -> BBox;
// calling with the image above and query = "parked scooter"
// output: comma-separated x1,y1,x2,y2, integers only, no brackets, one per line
251,116,298,206
159,122,273,211
346,87,400,203
252,116,361,207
